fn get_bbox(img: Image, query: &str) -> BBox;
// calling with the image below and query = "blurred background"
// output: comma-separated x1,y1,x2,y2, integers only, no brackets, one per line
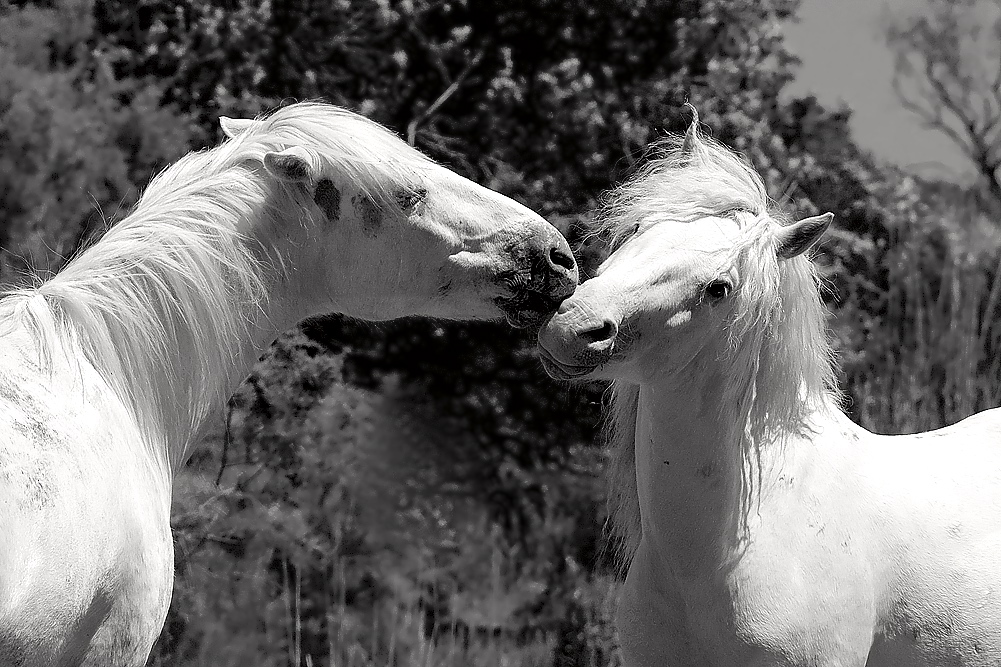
0,0,998,664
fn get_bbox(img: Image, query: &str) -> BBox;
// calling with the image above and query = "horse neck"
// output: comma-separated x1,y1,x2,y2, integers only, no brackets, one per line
633,361,775,578
41,171,309,477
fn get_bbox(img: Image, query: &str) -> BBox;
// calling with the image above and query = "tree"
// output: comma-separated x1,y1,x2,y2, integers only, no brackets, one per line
86,0,856,532
886,0,1001,207
0,0,194,285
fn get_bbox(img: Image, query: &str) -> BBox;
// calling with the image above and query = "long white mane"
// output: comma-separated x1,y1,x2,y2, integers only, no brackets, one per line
0,103,430,470
601,123,840,563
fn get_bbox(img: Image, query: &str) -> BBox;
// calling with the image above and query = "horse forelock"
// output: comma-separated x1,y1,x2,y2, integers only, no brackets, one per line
595,120,768,250
601,117,839,565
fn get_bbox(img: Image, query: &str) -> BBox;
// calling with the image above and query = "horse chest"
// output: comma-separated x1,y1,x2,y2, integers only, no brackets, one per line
84,536,174,666
619,541,877,667
619,482,880,667
69,458,175,665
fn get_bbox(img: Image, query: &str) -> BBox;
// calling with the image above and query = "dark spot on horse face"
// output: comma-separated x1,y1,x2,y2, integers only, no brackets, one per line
314,179,341,223
352,195,383,238
395,187,428,213
438,280,453,296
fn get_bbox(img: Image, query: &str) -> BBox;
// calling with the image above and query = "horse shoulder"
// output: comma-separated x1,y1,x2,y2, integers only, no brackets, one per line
0,351,172,666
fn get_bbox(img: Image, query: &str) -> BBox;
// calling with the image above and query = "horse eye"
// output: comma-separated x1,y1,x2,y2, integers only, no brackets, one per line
705,279,731,302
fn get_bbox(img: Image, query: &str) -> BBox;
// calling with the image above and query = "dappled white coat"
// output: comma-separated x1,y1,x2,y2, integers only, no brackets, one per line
0,103,576,666
613,388,1001,666
538,113,1001,666
1,304,174,665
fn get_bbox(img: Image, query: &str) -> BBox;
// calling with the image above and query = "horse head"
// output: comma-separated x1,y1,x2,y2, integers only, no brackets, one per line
537,111,830,384
220,104,578,328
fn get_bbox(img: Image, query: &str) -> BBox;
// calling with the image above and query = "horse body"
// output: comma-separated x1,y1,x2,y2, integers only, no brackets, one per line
1,102,576,665
619,388,1001,667
539,111,1001,666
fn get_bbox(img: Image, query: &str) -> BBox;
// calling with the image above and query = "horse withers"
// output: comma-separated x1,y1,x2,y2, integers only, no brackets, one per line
0,103,577,666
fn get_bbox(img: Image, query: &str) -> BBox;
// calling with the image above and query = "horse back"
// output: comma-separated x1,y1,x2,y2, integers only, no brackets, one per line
831,413,1001,665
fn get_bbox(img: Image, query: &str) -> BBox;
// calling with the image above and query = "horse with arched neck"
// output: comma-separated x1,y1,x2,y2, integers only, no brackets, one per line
539,111,1001,666
0,102,577,666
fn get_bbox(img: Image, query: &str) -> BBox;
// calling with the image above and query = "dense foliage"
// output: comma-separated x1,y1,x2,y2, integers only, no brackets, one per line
1,0,997,665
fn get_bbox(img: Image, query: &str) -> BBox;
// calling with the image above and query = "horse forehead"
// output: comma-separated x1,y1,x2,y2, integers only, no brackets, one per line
639,217,741,255
703,215,743,240
681,216,742,247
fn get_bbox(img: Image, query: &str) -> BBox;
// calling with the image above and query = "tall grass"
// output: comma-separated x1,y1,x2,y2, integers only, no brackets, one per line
155,478,620,667
837,197,1001,434
153,373,620,667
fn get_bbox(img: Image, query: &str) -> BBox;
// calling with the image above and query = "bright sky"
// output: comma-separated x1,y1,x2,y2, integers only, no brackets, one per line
782,0,974,181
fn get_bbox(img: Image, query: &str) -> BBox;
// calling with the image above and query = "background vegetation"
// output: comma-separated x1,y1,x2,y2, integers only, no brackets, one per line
1,0,998,665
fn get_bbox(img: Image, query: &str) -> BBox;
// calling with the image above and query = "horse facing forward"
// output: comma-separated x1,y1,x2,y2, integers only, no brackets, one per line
0,102,577,666
539,113,1001,666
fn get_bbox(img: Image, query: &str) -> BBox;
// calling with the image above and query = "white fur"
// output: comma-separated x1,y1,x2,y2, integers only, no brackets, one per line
540,119,1001,666
0,102,573,665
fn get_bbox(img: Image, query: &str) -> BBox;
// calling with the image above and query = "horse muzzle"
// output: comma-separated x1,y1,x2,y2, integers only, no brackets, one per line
537,296,618,378
496,228,579,328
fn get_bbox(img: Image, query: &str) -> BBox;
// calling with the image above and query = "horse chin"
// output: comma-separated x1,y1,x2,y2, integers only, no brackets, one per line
538,348,599,380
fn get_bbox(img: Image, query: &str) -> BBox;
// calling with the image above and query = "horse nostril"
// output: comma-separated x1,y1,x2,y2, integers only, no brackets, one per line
548,244,577,274
580,319,617,346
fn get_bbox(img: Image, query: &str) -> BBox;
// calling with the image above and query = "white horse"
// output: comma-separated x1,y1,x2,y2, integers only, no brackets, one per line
539,114,1001,666
0,102,577,666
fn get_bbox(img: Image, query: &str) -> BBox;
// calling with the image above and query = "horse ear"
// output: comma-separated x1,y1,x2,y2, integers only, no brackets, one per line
775,213,833,260
681,103,700,155
263,146,315,184
219,116,255,139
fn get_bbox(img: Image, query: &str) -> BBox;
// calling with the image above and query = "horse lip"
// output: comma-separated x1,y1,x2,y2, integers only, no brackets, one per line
547,271,578,302
496,289,566,329
538,346,598,380
503,308,541,329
